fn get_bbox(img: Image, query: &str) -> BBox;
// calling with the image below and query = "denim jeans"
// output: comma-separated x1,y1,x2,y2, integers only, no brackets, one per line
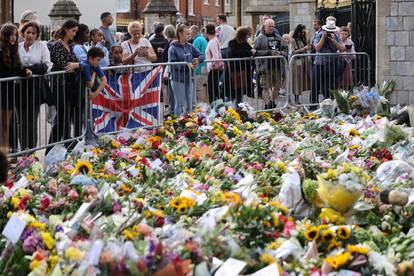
171,81,193,115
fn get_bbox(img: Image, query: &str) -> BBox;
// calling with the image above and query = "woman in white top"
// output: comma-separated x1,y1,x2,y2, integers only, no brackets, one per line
18,21,53,150
205,23,224,103
121,21,156,72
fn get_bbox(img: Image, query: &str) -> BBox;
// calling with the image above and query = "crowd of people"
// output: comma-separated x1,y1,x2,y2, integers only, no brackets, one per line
0,10,357,154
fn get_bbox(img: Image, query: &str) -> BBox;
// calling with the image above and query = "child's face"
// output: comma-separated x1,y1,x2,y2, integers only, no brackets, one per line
89,56,102,67
112,48,123,62
93,32,104,43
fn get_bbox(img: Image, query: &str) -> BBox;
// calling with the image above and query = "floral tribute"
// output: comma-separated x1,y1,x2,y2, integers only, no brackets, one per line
1,101,414,276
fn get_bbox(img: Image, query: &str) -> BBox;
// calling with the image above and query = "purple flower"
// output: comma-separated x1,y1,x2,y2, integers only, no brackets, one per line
23,235,41,253
56,226,64,232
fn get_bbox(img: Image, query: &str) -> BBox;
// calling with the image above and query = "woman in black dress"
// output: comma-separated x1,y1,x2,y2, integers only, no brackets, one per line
0,23,32,152
48,19,81,149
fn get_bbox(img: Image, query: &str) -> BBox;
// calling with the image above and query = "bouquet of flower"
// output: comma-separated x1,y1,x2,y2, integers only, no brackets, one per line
317,164,371,213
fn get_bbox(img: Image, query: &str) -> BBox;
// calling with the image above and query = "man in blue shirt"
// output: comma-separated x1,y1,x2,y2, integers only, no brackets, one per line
81,47,108,99
311,20,345,105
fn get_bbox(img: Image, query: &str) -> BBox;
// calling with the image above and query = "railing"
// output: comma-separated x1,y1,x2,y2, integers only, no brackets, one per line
0,52,371,157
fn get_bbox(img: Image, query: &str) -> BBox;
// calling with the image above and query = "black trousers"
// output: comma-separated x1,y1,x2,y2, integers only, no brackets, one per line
207,69,222,103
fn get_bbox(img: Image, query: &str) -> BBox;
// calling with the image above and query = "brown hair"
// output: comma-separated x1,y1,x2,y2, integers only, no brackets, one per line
205,23,216,36
217,14,227,22
56,19,79,40
234,27,250,44
20,21,41,40
340,26,350,33
0,150,9,184
0,23,21,68
176,24,189,41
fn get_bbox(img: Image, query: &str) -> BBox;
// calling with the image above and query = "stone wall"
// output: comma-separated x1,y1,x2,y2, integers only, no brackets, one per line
289,0,316,34
378,0,414,104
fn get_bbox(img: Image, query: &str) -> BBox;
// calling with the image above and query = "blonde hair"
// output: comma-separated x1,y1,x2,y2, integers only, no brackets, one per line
128,21,143,35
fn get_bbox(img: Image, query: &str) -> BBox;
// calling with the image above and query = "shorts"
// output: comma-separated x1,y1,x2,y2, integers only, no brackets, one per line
261,69,283,90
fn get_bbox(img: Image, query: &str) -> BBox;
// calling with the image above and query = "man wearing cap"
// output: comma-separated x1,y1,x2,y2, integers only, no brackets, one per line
149,23,168,63
311,19,345,105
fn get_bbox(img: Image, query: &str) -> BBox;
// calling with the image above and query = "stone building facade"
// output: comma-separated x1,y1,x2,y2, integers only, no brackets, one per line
377,0,414,104
0,0,13,23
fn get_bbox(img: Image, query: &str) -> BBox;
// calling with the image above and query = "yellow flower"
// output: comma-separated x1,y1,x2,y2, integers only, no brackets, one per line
349,145,361,150
324,252,351,270
320,208,346,225
304,226,319,241
232,126,242,137
327,239,342,252
176,204,188,213
26,175,35,182
275,161,288,173
122,229,139,240
349,95,358,102
266,239,283,250
269,201,288,214
260,253,276,265
342,163,351,173
49,255,59,269
41,232,55,250
91,147,103,155
321,229,335,243
71,160,94,175
165,153,174,162
326,169,337,180
131,143,143,150
111,140,120,148
65,246,84,261
7,211,13,218
176,155,185,163
119,184,132,193
227,108,241,122
223,192,241,205
337,226,351,240
10,197,20,208
180,197,196,208
347,244,369,255
349,129,360,136
183,168,194,175
147,136,162,144
29,221,47,231
29,259,42,270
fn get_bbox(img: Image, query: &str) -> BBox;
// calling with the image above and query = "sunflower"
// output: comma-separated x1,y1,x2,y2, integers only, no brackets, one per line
347,244,369,255
304,226,319,241
324,252,351,270
177,204,188,213
321,229,335,243
337,226,351,240
72,160,94,175
327,239,342,252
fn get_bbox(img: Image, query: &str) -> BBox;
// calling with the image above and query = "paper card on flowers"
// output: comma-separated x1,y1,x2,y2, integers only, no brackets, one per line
215,258,246,276
274,239,302,259
194,262,211,276
2,213,27,244
245,264,280,276
150,159,163,171
337,270,362,276
68,202,91,229
11,177,29,192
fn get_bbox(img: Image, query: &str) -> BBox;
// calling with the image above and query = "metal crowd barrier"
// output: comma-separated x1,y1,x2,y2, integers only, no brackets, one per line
1,52,372,157
197,56,289,111
288,52,371,111
0,71,87,157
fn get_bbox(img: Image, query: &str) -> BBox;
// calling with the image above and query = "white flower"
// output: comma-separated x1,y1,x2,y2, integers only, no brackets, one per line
368,251,396,276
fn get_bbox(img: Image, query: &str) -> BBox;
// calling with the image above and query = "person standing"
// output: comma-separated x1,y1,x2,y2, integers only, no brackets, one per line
149,23,168,63
290,24,311,104
121,22,157,70
216,14,235,59
162,25,176,114
339,26,355,89
227,27,256,104
18,21,53,150
99,12,116,51
205,23,224,103
191,25,208,103
90,29,110,67
254,19,288,109
0,23,32,152
311,20,345,105
168,25,204,115
73,24,90,63
48,20,81,149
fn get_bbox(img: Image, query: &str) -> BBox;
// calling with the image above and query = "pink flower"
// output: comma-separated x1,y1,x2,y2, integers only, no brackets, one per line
48,181,58,194
113,201,121,213
283,221,296,236
68,189,79,201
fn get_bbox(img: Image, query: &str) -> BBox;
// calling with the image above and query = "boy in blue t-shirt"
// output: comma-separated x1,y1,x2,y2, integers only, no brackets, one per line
81,47,108,98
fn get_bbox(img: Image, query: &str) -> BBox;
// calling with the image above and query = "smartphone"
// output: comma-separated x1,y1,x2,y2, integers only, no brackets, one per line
345,45,352,50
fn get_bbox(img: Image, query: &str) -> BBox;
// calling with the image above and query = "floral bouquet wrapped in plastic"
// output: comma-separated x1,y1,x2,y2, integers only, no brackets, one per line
317,164,371,213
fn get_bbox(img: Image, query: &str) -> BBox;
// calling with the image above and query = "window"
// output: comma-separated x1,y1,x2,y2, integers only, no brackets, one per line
189,0,194,15
215,0,220,6
204,0,209,5
117,0,130,12
225,0,230,6
176,0,180,9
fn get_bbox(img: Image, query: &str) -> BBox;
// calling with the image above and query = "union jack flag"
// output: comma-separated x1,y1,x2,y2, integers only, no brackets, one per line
91,66,163,133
